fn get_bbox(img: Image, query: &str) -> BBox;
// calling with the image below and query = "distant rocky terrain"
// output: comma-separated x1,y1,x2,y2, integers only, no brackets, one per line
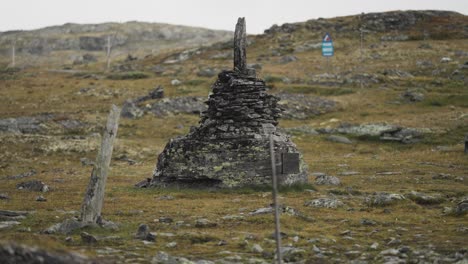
0,21,232,66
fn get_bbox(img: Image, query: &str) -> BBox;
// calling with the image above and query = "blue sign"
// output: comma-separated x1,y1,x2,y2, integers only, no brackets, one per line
322,33,334,57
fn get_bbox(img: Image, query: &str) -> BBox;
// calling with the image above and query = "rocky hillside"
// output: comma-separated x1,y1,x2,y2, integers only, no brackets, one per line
0,21,232,66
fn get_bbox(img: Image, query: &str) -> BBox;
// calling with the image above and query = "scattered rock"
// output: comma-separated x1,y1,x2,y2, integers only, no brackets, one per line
0,221,21,230
0,242,90,264
440,57,452,63
158,195,175,200
121,100,145,119
171,79,182,86
195,219,217,228
279,55,298,64
452,197,468,216
315,175,341,185
279,246,306,262
305,198,344,208
80,158,95,166
365,192,405,206
5,169,36,180
0,193,9,200
135,224,156,241
165,242,177,248
249,207,273,216
251,244,264,253
44,218,84,235
406,191,445,205
370,242,379,250
401,89,425,102
80,232,97,244
135,178,151,188
151,251,195,264
35,195,47,202
158,217,173,223
360,218,377,226
16,180,49,192
327,135,352,144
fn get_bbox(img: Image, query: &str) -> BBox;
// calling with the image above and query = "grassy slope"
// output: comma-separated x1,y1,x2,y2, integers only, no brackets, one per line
0,11,467,263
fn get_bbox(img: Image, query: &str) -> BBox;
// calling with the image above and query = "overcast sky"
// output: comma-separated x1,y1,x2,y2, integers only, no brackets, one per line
1,0,467,34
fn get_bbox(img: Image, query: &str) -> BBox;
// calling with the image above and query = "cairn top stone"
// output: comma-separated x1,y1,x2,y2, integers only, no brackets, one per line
234,17,247,73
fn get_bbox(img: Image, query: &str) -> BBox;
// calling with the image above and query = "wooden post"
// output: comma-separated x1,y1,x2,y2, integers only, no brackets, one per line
81,105,121,223
12,42,16,68
269,134,282,264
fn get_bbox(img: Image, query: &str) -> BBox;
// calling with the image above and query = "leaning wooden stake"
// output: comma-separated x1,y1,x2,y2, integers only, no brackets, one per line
270,134,282,264
81,105,121,223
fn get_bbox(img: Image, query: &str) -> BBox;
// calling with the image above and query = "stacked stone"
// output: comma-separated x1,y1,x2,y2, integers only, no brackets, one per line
148,18,308,188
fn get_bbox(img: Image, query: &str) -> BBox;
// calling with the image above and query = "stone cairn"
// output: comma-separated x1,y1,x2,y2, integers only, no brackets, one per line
148,18,308,188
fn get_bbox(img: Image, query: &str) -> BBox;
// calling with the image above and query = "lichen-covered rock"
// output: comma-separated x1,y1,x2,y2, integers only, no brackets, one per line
314,175,341,185
305,198,344,208
365,192,405,206
0,242,90,264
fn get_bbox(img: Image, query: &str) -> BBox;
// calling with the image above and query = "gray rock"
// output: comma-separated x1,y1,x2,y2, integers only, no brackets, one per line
0,242,90,264
44,218,84,235
365,192,405,206
195,219,217,228
135,224,156,241
121,100,144,119
279,246,306,262
327,135,352,144
315,175,341,185
360,218,377,226
249,207,273,216
35,195,47,202
401,89,424,102
151,251,195,264
0,193,10,200
406,191,444,205
0,221,21,230
5,169,36,180
279,55,298,64
80,232,97,244
166,242,177,248
158,195,175,200
159,217,173,223
16,180,49,192
171,79,182,86
440,57,452,63
305,198,344,208
454,197,468,216
251,244,263,253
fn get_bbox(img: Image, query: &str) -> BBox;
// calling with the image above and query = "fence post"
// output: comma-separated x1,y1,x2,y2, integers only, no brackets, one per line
270,134,282,264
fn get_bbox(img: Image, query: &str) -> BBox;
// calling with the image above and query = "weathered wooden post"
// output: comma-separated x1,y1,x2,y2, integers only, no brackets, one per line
270,134,283,264
106,35,111,71
81,105,121,223
11,41,16,68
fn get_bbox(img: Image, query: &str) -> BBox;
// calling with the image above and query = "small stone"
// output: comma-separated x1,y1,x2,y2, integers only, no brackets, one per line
407,191,444,205
135,224,155,241
0,193,10,200
370,242,379,250
65,236,73,243
159,217,173,223
165,242,177,248
440,57,452,63
327,135,352,144
35,195,47,202
251,244,263,253
365,192,405,206
315,175,340,185
171,79,182,86
158,195,174,200
80,232,97,244
217,240,227,246
387,237,401,246
305,198,344,208
16,180,49,192
279,247,305,262
195,218,217,228
360,218,377,226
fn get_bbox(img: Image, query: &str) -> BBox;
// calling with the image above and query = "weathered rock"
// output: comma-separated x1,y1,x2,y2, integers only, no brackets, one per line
279,246,306,262
121,100,144,119
16,180,49,192
80,232,98,244
5,169,36,180
0,242,91,264
440,57,452,63
279,55,298,64
0,221,21,230
365,192,405,206
234,17,247,72
305,198,344,208
401,89,424,102
0,193,9,200
35,195,47,202
327,135,352,144
171,79,182,86
195,219,217,228
135,224,156,241
44,218,84,235
453,197,468,216
315,175,341,185
158,217,173,223
407,191,444,205
151,251,195,264
361,218,377,226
